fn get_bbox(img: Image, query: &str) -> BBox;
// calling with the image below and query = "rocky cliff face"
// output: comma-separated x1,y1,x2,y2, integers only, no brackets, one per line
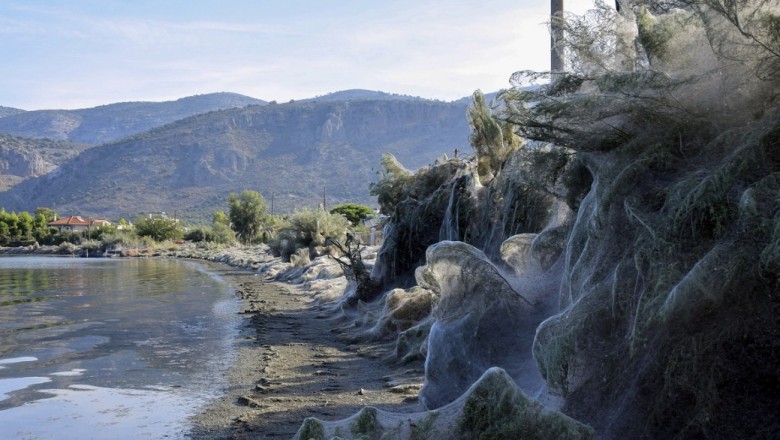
0,134,91,191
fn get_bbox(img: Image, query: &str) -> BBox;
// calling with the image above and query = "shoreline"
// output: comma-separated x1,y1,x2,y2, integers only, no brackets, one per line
187,259,425,439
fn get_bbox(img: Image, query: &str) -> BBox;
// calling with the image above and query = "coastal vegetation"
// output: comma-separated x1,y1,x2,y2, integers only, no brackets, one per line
2,1,778,438
0,207,59,245
0,193,372,263
291,1,780,438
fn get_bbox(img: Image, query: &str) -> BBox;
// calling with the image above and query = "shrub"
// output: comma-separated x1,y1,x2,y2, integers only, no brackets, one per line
269,209,349,259
184,227,212,243
134,216,183,242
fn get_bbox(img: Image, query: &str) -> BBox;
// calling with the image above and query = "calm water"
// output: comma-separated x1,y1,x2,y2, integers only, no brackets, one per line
0,257,240,439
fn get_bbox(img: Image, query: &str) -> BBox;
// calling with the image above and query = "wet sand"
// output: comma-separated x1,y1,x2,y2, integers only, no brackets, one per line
188,263,424,439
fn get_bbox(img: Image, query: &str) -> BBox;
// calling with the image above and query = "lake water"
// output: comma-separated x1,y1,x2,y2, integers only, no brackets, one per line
0,257,241,439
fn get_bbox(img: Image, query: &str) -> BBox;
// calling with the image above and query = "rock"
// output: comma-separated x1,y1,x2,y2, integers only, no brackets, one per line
236,395,263,408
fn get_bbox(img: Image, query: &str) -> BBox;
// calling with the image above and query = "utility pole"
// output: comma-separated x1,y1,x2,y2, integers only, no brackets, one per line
271,192,274,216
322,188,327,211
551,0,564,73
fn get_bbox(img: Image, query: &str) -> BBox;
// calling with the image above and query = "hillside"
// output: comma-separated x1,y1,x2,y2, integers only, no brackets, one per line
0,92,265,145
302,89,430,103
0,106,25,118
0,134,91,191
0,98,471,221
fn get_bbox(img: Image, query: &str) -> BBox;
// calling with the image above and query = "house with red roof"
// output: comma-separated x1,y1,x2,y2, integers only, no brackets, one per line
48,216,112,233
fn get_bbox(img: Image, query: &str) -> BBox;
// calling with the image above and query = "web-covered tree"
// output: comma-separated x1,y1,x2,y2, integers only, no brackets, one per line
499,1,780,438
369,153,414,215
467,90,522,184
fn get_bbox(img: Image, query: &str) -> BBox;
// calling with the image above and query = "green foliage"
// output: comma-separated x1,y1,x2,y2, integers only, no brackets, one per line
269,209,350,259
370,153,464,219
297,418,326,440
228,190,267,245
468,90,522,183
457,369,593,439
350,407,379,439
211,210,236,244
34,207,58,222
0,208,50,244
330,203,374,226
369,153,414,214
410,411,439,440
84,224,117,241
288,208,349,247
57,241,78,254
184,227,211,243
99,231,137,249
16,211,33,240
503,2,780,437
134,215,183,242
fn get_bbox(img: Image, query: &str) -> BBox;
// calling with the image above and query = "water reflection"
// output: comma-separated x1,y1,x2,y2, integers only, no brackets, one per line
0,257,240,438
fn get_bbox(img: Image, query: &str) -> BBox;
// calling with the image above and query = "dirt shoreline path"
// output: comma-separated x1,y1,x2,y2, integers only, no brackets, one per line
188,262,425,439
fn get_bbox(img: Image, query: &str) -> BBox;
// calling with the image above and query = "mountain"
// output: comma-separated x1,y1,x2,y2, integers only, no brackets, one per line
0,106,25,118
0,134,91,191
0,92,266,145
302,89,430,103
0,98,471,222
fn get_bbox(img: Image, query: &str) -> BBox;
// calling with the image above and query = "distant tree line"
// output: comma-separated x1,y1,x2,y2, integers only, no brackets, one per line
0,208,57,246
0,193,377,261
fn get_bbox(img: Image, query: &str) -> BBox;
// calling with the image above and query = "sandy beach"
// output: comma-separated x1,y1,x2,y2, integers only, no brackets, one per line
187,262,425,439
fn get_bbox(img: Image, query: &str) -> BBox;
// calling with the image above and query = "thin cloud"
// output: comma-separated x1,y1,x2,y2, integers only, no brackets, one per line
0,0,599,109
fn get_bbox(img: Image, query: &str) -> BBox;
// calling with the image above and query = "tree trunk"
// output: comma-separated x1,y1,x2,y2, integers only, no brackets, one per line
551,0,564,72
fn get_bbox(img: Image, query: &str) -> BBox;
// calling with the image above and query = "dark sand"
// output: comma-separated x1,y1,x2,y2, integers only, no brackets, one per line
188,263,424,439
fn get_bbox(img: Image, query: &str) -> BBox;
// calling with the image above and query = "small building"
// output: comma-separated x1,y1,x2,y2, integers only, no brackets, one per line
48,216,112,233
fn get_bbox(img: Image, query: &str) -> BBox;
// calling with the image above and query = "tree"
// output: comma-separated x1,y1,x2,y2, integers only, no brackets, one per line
228,190,267,245
134,215,182,242
211,210,236,244
368,153,414,214
16,211,34,240
34,207,58,222
330,203,374,226
468,90,522,184
32,213,51,243
551,0,564,72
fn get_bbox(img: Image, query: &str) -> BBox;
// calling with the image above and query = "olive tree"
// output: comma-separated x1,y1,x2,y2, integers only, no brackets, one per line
228,190,267,245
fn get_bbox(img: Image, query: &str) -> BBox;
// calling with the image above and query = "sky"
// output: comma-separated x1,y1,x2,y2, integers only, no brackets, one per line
0,0,596,110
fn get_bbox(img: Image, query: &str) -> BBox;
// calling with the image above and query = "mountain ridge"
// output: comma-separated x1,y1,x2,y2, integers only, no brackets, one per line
0,106,26,118
0,92,266,145
0,97,472,221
